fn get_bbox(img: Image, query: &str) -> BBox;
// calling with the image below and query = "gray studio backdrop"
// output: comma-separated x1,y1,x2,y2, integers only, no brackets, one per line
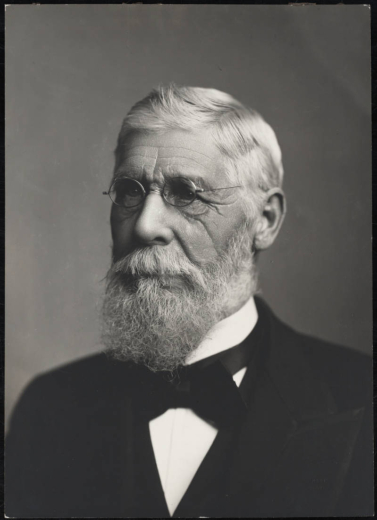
5,5,371,430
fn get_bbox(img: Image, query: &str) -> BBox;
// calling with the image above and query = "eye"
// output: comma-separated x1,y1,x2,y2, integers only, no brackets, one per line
110,178,145,208
163,177,197,207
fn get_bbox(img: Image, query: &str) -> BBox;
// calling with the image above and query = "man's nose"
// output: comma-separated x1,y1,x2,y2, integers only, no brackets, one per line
133,192,175,246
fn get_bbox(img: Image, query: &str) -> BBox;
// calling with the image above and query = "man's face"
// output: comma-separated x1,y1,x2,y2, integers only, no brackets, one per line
102,128,258,372
110,128,247,268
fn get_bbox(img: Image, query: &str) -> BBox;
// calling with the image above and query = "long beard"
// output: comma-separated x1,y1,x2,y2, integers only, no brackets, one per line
101,225,258,372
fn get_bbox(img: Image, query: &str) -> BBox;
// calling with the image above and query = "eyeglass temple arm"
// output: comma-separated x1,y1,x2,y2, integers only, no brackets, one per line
198,185,242,193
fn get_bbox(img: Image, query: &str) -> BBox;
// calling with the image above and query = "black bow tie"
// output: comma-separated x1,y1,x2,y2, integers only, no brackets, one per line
137,337,254,428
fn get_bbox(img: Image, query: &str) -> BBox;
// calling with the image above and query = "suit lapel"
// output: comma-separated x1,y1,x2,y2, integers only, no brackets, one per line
225,364,298,516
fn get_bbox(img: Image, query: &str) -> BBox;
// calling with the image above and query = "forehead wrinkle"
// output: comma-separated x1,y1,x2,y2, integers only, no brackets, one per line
124,153,213,170
123,154,216,177
124,153,162,160
156,145,214,161
124,144,215,161
168,154,214,172
125,145,158,159
115,160,155,182
124,146,218,170
162,156,218,171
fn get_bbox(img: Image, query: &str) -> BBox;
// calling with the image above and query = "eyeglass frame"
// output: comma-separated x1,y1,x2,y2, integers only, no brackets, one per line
102,175,242,209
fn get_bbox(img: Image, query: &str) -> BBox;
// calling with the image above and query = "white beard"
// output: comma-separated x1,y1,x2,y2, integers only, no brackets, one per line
101,224,258,372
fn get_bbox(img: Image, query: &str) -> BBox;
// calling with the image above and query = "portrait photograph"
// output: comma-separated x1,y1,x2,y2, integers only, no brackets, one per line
5,4,373,518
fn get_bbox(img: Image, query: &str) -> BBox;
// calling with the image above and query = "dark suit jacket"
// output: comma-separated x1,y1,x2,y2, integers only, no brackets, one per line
5,298,373,517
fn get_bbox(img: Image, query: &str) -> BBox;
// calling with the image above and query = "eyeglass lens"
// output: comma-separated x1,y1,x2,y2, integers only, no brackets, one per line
109,178,145,208
163,177,197,207
109,177,198,208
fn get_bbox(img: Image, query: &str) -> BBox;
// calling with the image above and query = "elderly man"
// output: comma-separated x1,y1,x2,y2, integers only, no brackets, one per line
6,84,372,518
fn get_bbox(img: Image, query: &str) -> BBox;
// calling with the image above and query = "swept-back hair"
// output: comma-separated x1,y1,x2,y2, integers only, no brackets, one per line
115,84,283,216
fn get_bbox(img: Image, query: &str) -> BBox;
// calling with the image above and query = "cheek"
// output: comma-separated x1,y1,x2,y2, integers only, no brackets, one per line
178,209,245,266
203,221,236,256
204,205,247,252
181,228,219,264
110,207,137,258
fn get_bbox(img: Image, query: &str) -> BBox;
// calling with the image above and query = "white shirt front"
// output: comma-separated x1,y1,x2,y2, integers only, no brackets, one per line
149,297,258,516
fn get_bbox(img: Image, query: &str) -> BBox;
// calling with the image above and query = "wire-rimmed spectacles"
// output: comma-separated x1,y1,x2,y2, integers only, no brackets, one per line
102,176,241,209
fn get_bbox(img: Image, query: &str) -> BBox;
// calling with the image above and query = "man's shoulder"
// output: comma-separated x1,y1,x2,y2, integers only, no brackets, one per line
29,352,123,387
257,297,372,412
12,353,137,419
277,311,371,377
296,330,370,409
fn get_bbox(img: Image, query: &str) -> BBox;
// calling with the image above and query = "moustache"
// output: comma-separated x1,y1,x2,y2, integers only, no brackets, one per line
110,247,207,288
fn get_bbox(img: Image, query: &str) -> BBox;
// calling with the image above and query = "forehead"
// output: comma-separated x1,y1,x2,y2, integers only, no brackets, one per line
116,129,226,183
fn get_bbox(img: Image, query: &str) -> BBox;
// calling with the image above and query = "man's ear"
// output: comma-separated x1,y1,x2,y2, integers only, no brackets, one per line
253,188,286,251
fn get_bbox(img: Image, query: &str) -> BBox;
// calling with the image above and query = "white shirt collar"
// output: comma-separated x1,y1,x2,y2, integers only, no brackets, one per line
185,296,258,366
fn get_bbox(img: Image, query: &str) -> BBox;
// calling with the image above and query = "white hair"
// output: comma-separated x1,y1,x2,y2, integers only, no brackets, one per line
115,83,283,218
